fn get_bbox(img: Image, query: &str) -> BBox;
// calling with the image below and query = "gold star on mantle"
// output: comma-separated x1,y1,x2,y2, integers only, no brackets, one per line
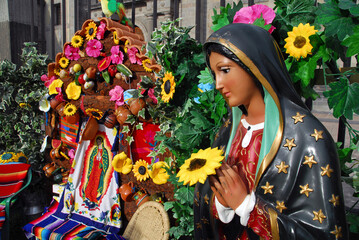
303,155,317,168
299,184,314,197
261,181,274,194
284,138,296,151
196,222,202,229
330,225,343,239
313,209,326,224
204,194,209,205
224,119,231,128
292,112,305,124
329,194,340,207
321,164,334,178
276,161,289,174
311,129,324,141
276,200,287,213
201,218,209,225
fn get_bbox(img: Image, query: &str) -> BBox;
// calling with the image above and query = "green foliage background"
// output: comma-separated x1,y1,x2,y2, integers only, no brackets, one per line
0,43,48,171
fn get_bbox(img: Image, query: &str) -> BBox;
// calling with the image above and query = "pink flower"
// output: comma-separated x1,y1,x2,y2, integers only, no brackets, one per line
127,47,142,65
109,85,125,106
233,4,276,33
55,87,65,102
64,45,80,61
41,74,56,88
86,39,103,57
96,21,106,40
148,88,158,104
110,46,124,64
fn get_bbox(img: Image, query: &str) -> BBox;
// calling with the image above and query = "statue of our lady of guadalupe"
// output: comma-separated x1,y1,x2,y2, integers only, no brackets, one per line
194,23,348,240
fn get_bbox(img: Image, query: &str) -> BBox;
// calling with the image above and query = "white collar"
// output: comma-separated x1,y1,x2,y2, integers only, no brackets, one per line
240,119,264,148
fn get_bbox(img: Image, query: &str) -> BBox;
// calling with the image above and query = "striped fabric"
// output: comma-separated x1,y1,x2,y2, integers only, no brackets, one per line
24,201,126,240
0,163,30,230
59,117,79,149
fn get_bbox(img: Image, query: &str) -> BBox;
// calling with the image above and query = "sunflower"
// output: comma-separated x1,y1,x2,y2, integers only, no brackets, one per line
54,67,60,76
16,152,28,163
133,160,150,182
65,82,82,100
113,31,120,45
142,59,153,72
112,152,133,174
161,71,176,103
149,161,170,185
85,21,97,41
48,79,64,95
284,23,318,60
85,108,104,120
59,57,69,68
177,147,224,186
71,35,84,48
0,152,16,163
64,103,77,116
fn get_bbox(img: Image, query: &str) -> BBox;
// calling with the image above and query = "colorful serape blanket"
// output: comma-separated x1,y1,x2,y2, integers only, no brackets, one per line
0,163,30,230
24,201,126,240
24,124,127,239
59,117,80,149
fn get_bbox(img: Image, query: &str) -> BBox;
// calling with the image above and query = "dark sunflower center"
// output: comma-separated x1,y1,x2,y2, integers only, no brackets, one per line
75,39,79,43
138,166,146,175
67,108,73,113
89,28,94,36
294,36,306,49
164,80,171,94
188,158,206,171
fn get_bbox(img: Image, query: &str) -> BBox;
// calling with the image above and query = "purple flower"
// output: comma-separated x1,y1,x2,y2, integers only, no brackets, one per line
110,46,124,65
233,4,276,33
127,47,142,65
109,85,125,106
96,21,106,40
86,39,103,58
64,45,80,61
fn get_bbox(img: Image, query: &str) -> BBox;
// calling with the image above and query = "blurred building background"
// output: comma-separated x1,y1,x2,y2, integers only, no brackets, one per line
0,0,273,64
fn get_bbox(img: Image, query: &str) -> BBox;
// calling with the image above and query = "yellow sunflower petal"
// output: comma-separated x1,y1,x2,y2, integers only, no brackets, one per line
284,23,318,60
161,71,176,103
150,162,169,185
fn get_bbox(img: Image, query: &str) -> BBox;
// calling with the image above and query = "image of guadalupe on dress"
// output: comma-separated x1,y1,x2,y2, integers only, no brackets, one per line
194,23,348,240
82,135,111,207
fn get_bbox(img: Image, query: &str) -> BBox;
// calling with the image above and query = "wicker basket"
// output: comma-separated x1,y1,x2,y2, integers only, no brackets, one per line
122,201,170,240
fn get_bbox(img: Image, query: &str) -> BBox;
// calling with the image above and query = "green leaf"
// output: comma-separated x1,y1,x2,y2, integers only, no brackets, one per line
342,26,359,57
197,68,214,84
323,78,359,119
135,122,143,130
122,125,130,134
174,186,194,204
102,71,110,83
316,0,355,41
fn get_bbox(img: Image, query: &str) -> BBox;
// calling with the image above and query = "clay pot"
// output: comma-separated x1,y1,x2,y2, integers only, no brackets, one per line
65,112,80,124
129,98,146,116
133,189,150,207
50,147,61,160
115,106,132,126
43,162,57,177
50,97,61,109
81,116,99,141
119,182,135,202
55,102,67,117
104,114,117,128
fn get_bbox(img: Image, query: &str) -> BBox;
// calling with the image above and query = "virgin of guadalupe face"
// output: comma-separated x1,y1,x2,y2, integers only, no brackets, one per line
209,52,261,109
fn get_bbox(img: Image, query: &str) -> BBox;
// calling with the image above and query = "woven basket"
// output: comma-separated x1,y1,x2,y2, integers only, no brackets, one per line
123,201,170,240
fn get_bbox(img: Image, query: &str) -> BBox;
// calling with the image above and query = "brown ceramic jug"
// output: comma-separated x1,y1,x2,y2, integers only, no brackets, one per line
118,182,135,202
